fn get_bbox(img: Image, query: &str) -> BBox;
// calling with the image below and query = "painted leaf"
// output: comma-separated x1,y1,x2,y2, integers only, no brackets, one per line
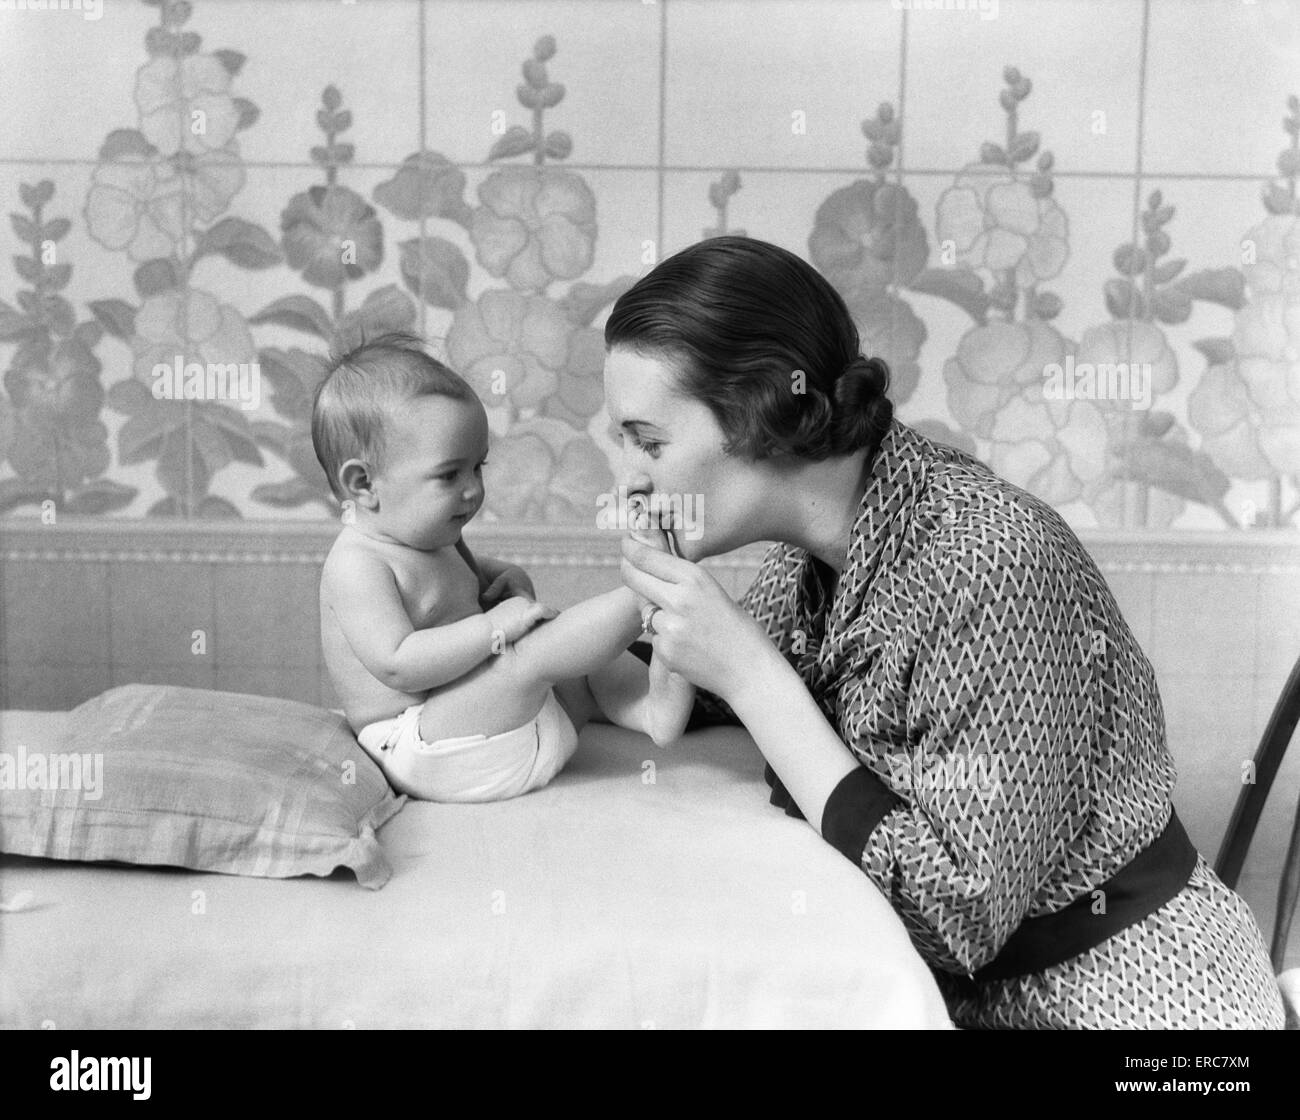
251,478,328,508
196,218,283,269
90,299,138,340
119,404,187,464
488,125,536,161
1117,439,1230,506
18,181,52,209
1192,337,1235,366
98,129,155,161
335,284,418,348
250,294,333,339
250,418,294,454
1170,267,1245,311
0,299,33,340
234,98,260,131
373,152,470,223
908,268,990,323
1104,277,1146,319
1151,257,1187,284
0,478,51,514
198,495,242,519
214,49,246,76
11,214,37,243
1151,286,1192,324
63,478,136,515
1008,131,1040,163
399,237,469,309
156,427,211,504
134,259,181,298
202,404,264,466
107,378,153,416
557,276,636,327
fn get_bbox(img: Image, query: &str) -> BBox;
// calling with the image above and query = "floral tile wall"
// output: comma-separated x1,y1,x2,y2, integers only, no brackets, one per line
0,0,1297,532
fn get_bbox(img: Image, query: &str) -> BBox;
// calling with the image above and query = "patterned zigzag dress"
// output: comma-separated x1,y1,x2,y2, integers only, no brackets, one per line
688,420,1284,1029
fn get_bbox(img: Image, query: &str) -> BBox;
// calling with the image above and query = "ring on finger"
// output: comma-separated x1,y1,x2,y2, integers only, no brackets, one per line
640,604,661,636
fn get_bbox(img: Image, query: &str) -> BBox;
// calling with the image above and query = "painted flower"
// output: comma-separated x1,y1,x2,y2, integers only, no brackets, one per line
1241,214,1300,302
4,336,110,490
1187,360,1273,480
281,185,384,289
1074,320,1179,411
853,292,927,405
131,288,256,385
135,54,241,157
482,417,614,522
986,393,1109,507
445,290,570,411
943,318,1108,506
470,166,597,292
942,319,1070,438
5,335,103,422
808,179,928,302
172,145,246,224
1232,292,1300,474
84,154,185,260
936,163,1068,285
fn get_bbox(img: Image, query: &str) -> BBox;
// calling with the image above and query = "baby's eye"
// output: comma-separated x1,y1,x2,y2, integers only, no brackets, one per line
475,458,489,472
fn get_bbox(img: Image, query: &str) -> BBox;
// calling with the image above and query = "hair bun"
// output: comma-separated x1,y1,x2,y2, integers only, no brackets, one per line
842,354,890,395
832,354,893,457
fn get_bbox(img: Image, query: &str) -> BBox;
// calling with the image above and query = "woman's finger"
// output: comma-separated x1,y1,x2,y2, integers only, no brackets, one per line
619,556,680,609
620,536,693,583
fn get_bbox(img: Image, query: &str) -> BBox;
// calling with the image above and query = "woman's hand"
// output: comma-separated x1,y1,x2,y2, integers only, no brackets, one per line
618,535,774,701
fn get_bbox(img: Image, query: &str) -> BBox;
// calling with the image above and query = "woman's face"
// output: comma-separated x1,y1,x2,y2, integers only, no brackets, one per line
603,346,771,560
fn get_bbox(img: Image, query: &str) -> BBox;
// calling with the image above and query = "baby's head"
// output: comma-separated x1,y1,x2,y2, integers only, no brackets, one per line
312,331,489,549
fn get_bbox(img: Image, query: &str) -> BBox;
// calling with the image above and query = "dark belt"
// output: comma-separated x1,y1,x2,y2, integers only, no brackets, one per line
973,810,1198,984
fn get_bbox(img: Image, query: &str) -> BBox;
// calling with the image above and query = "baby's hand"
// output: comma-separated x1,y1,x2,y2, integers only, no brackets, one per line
485,596,559,645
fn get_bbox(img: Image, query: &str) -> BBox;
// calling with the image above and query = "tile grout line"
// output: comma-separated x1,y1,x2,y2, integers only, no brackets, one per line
656,0,667,259
0,156,1275,182
418,0,429,341
1122,0,1152,530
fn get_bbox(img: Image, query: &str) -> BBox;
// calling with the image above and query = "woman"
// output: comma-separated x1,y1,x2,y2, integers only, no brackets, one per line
593,235,1284,1030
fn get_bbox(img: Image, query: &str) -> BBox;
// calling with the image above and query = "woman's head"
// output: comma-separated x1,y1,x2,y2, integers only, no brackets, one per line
603,236,893,556
605,236,892,463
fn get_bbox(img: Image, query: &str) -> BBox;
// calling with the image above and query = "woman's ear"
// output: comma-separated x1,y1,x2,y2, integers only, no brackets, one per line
338,459,379,509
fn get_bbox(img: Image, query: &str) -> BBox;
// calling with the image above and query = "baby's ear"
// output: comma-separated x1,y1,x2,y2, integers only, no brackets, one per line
338,459,378,507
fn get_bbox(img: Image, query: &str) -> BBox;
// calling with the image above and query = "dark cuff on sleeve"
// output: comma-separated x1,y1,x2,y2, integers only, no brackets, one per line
821,766,902,864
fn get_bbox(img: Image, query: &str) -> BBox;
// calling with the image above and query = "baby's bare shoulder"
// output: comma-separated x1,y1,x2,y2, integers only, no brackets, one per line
321,529,396,598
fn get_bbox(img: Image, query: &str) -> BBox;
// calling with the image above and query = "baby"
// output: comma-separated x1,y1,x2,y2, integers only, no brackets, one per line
313,331,693,802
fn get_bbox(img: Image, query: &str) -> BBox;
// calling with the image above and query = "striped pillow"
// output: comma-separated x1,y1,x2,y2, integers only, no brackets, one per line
0,684,405,889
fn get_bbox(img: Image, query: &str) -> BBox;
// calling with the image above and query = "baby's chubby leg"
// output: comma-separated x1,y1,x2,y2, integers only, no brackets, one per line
417,588,645,745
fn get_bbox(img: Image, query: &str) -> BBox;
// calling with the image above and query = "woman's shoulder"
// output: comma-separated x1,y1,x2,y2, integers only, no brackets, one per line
900,423,1099,595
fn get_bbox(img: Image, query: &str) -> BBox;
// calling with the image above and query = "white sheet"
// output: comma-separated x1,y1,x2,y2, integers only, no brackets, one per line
0,709,953,1028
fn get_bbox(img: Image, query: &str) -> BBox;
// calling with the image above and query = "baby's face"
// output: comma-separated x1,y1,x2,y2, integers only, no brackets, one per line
369,395,489,550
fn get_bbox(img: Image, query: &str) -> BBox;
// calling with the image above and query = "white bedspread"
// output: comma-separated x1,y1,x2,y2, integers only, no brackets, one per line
0,709,953,1029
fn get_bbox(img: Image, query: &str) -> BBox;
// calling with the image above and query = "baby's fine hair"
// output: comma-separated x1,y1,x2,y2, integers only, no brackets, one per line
311,330,477,500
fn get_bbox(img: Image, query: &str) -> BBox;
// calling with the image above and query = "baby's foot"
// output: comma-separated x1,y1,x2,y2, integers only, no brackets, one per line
627,493,678,556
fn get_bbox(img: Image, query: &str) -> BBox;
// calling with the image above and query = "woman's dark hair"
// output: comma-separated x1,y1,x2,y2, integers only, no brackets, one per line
604,236,892,462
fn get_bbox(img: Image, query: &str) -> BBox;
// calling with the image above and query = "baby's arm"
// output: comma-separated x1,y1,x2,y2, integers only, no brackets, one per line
323,547,499,694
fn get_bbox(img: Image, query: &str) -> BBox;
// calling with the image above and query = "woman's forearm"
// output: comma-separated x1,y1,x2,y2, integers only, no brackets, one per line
724,640,861,830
